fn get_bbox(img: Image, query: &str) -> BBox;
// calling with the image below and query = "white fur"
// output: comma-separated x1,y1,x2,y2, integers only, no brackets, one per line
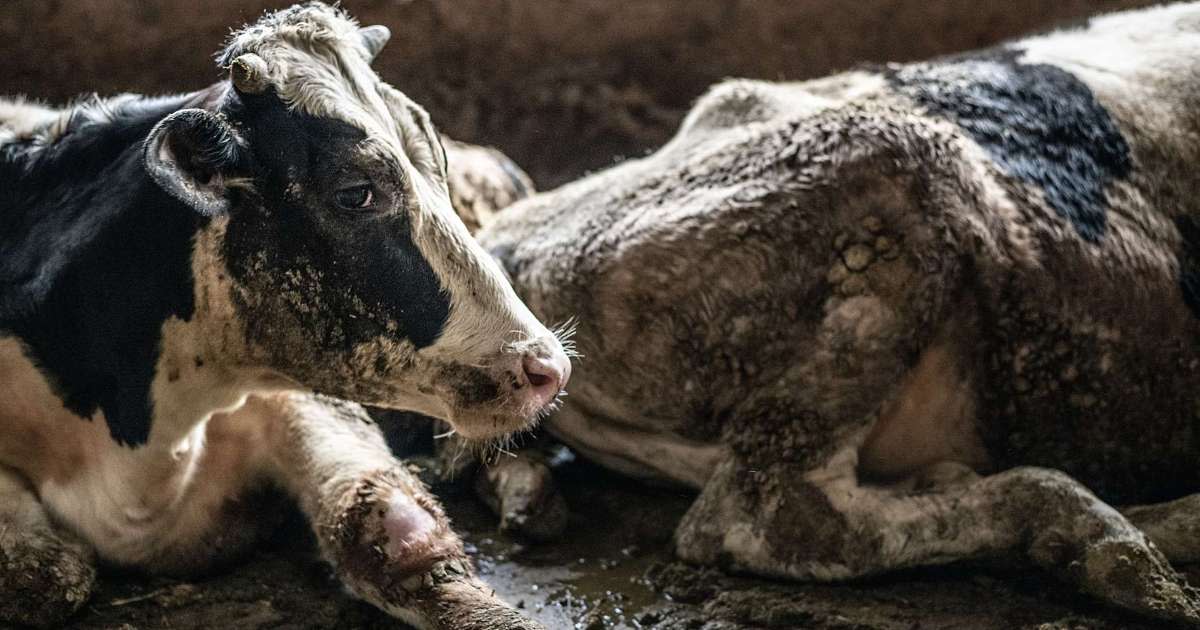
0,337,230,565
1018,2,1200,81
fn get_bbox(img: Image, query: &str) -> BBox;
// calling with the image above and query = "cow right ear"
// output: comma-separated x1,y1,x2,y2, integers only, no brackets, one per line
144,109,245,216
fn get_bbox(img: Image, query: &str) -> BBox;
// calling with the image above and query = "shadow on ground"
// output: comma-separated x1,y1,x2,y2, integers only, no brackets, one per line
58,453,1171,630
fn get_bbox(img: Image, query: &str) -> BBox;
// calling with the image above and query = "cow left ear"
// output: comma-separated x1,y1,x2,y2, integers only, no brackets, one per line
144,108,245,216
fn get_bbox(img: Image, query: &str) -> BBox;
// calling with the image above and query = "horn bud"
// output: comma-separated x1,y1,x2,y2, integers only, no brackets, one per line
230,53,270,95
359,25,391,61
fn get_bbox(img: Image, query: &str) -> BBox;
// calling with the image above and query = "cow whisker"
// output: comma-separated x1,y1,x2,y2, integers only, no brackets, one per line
551,317,584,359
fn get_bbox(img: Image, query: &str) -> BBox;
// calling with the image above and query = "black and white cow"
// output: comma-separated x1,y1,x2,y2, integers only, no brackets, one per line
0,3,566,628
471,3,1200,626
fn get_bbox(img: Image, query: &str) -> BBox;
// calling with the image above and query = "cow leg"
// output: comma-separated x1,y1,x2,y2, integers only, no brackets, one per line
253,394,542,630
0,465,96,628
677,451,1200,625
1123,494,1200,564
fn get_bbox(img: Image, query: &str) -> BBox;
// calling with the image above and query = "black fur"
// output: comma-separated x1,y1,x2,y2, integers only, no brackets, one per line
1,95,206,445
222,91,449,353
886,47,1132,243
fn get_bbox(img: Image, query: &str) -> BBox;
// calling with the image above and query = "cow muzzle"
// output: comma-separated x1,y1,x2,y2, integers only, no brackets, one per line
436,335,572,441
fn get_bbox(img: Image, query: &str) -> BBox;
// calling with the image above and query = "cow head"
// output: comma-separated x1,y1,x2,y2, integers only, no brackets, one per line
142,3,570,441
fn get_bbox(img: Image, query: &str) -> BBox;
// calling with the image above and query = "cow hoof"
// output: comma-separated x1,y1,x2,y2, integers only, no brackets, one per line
1076,537,1200,626
409,570,546,630
0,532,97,627
474,455,568,542
351,557,543,630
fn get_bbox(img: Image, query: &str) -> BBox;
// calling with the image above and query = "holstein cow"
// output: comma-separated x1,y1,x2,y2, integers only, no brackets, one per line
473,3,1200,625
0,3,568,629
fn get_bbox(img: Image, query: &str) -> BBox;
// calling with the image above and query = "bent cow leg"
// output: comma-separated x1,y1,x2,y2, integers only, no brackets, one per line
652,182,1200,624
677,451,1200,625
0,465,96,627
250,393,542,630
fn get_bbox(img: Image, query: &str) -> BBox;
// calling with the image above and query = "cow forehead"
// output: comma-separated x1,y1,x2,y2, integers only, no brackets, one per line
218,3,396,141
219,3,368,69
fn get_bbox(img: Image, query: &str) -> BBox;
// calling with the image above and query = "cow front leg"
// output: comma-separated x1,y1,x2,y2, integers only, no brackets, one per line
254,394,542,630
0,465,96,627
677,452,1200,625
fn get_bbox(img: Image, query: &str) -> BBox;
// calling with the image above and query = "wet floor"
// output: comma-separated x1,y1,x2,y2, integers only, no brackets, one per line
441,459,695,629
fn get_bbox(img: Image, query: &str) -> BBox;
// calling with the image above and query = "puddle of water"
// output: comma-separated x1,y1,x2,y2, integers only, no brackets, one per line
467,534,672,628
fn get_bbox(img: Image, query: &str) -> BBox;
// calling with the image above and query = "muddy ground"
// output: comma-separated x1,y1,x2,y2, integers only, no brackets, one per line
50,440,1177,630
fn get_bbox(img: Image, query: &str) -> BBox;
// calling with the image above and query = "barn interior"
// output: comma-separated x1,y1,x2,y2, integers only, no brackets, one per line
0,1,1181,628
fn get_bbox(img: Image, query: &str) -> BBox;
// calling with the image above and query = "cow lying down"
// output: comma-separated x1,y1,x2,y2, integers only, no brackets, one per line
467,3,1200,626
0,4,571,629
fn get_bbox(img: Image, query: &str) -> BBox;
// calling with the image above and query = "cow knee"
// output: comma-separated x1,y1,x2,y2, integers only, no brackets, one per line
0,470,96,627
319,468,464,585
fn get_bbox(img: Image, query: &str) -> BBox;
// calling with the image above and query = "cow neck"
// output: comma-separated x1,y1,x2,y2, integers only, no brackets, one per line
0,89,239,449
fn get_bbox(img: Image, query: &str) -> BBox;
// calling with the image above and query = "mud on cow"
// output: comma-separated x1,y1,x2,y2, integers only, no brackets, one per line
0,3,568,628
474,3,1200,626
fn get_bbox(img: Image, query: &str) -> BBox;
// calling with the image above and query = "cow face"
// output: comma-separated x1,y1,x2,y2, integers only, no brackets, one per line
142,3,569,441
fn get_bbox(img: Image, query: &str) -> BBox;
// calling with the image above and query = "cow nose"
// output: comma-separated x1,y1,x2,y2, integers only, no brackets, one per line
520,347,571,407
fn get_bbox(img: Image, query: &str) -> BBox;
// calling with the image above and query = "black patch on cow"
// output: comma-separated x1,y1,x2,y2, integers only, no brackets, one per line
886,47,1132,243
1,95,207,445
1176,216,1200,319
221,92,449,354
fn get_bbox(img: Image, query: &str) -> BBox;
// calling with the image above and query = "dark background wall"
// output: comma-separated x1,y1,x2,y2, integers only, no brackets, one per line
0,0,1162,186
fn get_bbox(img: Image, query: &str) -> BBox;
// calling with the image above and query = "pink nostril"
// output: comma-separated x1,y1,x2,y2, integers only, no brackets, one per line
522,354,568,393
526,369,553,388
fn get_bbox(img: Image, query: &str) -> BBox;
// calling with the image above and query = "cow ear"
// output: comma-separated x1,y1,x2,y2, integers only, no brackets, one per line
144,109,245,216
405,103,448,183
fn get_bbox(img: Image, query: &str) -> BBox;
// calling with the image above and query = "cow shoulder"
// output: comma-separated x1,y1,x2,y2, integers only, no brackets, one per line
0,94,208,445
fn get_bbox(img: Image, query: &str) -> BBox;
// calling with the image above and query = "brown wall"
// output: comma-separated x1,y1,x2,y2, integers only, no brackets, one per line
0,0,1163,186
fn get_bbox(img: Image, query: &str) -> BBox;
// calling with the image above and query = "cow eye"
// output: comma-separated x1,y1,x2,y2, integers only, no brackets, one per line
334,184,374,210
